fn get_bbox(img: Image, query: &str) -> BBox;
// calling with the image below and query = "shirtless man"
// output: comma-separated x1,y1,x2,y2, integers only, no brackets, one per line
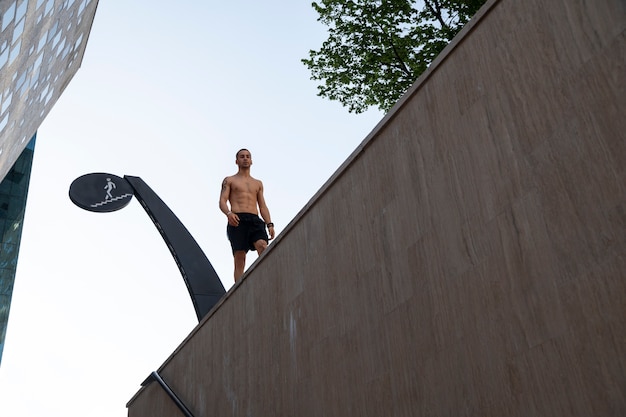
219,148,275,282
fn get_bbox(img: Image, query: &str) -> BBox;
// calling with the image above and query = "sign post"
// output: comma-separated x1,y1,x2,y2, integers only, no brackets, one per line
69,173,225,321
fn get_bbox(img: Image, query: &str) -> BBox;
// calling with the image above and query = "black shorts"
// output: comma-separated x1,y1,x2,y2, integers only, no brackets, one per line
227,213,268,253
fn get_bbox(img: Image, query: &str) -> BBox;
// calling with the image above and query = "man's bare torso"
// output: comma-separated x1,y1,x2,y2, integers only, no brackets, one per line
225,174,262,215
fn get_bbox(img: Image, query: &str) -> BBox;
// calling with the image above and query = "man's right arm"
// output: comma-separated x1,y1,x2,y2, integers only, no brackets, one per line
220,177,240,226
219,177,231,216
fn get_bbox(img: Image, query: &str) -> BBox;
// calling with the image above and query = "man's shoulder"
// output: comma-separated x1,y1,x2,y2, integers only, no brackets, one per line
224,174,244,183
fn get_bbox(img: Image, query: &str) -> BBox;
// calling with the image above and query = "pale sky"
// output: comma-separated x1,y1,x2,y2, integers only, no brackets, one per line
0,1,382,416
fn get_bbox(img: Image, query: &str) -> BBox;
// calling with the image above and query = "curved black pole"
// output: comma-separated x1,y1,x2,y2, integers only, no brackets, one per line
124,176,225,321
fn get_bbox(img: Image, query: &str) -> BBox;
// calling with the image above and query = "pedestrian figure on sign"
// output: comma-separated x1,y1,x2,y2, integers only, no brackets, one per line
104,178,116,199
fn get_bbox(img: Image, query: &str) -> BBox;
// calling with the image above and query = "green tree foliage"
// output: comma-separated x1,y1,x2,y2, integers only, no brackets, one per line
302,0,487,113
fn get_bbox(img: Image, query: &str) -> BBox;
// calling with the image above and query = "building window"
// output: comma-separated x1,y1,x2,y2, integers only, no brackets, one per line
12,17,24,44
1,2,16,32
8,40,20,66
0,114,9,132
15,1,27,23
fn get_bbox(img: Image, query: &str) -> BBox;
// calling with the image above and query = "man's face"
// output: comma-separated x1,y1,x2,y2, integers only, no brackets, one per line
236,151,252,167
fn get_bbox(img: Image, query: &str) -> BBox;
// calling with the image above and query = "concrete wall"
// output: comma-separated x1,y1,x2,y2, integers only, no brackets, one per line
127,0,626,415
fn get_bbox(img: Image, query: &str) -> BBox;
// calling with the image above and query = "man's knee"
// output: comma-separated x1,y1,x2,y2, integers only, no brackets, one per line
254,239,268,254
234,251,246,265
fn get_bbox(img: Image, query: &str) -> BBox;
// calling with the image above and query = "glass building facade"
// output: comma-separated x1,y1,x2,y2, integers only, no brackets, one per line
0,0,98,365
0,0,98,181
0,134,34,364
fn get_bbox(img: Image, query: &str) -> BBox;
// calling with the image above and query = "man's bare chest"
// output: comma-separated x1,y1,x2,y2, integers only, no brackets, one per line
231,179,259,194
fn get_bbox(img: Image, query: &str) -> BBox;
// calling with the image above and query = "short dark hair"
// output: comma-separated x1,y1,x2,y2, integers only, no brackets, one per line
236,148,251,158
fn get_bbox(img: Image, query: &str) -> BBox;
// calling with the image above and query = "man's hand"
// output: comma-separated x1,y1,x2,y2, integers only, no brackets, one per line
227,212,240,226
267,224,275,240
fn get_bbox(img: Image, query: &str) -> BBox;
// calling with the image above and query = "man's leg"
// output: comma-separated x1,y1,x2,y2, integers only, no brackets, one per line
233,250,246,282
253,239,268,256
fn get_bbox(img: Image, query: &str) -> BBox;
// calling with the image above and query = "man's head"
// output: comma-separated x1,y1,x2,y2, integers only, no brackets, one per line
236,148,251,158
235,148,252,168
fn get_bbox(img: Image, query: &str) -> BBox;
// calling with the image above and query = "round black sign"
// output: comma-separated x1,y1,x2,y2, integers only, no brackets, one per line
69,173,134,213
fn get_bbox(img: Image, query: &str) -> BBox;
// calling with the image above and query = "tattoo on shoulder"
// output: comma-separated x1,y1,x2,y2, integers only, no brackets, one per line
221,178,228,191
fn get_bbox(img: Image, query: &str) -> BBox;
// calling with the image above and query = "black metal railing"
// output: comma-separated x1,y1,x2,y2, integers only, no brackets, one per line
146,371,195,417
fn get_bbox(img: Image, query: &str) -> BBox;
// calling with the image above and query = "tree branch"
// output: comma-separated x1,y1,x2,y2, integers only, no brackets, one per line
371,16,412,77
424,0,449,29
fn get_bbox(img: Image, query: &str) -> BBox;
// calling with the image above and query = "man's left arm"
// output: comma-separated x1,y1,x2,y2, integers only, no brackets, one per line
257,181,275,240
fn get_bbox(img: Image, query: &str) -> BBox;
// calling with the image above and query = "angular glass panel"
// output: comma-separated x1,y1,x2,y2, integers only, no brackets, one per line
19,76,30,96
33,51,43,70
56,38,65,56
37,32,46,52
39,84,48,102
15,71,26,89
15,0,27,22
0,47,8,69
47,20,58,40
8,40,20,66
0,114,8,132
44,87,53,104
1,2,16,32
73,33,83,50
52,32,62,49
12,17,24,44
45,0,54,15
2,92,12,114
